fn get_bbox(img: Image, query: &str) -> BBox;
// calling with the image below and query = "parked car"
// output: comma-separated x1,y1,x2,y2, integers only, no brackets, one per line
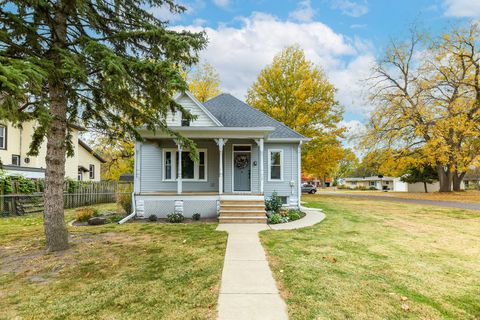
301,183,317,194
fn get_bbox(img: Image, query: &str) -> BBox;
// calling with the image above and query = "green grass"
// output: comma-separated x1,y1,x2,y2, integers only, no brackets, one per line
0,204,227,320
260,195,480,320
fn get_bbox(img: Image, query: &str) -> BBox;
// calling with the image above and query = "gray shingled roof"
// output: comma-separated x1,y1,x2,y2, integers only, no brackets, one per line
203,93,306,140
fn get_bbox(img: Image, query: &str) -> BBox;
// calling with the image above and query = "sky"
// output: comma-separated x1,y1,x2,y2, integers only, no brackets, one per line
151,0,478,136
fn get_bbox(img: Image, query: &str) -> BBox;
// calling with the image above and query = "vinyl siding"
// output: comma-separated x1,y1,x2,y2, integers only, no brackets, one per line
166,94,218,127
138,140,219,193
263,143,299,201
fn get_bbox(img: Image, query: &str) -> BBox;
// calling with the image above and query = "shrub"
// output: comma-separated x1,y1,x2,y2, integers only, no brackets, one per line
268,213,282,224
368,186,378,190
117,193,132,214
337,184,347,190
355,185,368,190
192,213,201,221
75,207,98,222
265,192,283,213
148,214,158,222
107,214,124,223
167,212,184,223
287,209,302,221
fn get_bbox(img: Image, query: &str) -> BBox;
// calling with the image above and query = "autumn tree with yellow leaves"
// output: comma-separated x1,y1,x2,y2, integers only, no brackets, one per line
186,62,221,102
247,46,345,184
365,23,480,191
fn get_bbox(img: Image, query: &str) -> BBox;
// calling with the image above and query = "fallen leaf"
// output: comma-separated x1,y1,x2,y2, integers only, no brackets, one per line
400,296,408,301
401,303,410,312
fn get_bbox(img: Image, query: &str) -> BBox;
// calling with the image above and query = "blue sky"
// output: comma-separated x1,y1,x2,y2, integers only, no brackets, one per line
152,0,478,134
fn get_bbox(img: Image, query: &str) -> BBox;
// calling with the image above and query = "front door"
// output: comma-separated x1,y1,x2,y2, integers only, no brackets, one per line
233,146,251,192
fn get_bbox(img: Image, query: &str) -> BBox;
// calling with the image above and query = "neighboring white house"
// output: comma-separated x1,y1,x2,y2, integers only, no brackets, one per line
133,91,309,223
0,121,105,181
338,176,465,192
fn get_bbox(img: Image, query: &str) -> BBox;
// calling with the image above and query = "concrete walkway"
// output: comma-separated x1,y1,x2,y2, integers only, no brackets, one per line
216,207,326,319
317,192,480,211
269,206,325,230
216,224,288,320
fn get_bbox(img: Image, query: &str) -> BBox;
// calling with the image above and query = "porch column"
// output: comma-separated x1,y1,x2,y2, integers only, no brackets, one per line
176,142,182,194
255,138,264,194
215,138,228,194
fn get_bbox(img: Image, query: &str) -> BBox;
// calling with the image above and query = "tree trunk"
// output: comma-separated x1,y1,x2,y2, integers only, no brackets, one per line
436,164,452,192
423,181,428,193
44,7,69,252
452,171,466,192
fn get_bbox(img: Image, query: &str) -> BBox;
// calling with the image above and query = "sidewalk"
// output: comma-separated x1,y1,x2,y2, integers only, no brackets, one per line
216,224,288,320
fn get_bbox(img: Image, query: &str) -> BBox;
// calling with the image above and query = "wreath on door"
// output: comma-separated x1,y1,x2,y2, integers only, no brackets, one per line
235,154,249,169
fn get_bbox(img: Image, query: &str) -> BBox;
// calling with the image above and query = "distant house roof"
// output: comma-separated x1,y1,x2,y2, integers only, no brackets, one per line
203,93,308,141
78,140,106,163
343,176,396,182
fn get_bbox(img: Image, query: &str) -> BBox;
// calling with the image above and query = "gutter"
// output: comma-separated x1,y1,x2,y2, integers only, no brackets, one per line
118,192,136,224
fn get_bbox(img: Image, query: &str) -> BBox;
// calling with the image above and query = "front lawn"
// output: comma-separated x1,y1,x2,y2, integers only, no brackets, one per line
260,195,480,319
0,204,227,320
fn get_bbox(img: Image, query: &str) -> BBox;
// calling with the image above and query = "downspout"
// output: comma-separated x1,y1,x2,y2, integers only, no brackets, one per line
118,192,136,224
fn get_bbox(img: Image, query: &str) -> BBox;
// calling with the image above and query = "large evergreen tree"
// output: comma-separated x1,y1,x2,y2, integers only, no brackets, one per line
0,0,206,251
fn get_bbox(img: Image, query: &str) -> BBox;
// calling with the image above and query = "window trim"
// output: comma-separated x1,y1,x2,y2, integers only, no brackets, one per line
162,148,208,182
268,149,284,182
11,154,20,166
89,164,95,179
0,125,7,150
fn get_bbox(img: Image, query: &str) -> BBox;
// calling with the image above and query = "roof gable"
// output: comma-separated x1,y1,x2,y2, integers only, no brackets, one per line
167,91,222,127
203,94,307,140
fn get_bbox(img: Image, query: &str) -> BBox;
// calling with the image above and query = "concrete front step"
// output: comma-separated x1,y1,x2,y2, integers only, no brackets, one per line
220,205,265,210
219,216,267,224
220,211,266,217
221,200,265,206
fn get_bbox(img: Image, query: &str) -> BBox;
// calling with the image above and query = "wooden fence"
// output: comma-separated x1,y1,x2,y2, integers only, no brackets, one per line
0,180,133,216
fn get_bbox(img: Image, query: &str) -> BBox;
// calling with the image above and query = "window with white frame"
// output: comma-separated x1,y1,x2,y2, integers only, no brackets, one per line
11,155,20,166
268,150,283,181
89,164,95,179
0,125,6,149
369,181,376,187
163,149,207,181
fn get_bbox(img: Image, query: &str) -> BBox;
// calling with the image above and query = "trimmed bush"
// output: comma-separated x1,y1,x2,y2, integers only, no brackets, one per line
192,213,201,221
167,212,184,223
117,193,132,214
148,214,158,222
268,213,282,224
265,191,283,213
75,207,98,222
287,209,302,221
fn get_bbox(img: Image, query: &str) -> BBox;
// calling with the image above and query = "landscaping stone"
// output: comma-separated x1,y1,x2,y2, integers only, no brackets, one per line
87,216,107,225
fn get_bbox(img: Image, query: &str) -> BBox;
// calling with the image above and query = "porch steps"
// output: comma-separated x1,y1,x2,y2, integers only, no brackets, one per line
219,200,267,224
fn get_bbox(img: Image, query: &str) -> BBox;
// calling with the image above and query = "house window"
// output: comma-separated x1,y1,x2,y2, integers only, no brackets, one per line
369,181,376,187
181,111,190,127
385,181,390,185
0,125,6,149
163,149,207,181
268,150,283,181
89,164,95,179
11,155,20,166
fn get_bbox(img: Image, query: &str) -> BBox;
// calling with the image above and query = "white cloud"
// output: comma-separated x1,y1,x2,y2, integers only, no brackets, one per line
443,0,480,17
213,0,229,8
174,12,375,117
331,0,369,17
289,0,315,22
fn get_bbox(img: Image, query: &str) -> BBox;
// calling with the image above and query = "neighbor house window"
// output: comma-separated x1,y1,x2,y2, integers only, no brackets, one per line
163,149,207,181
11,155,20,166
369,181,376,187
268,150,283,181
89,164,95,179
0,125,6,149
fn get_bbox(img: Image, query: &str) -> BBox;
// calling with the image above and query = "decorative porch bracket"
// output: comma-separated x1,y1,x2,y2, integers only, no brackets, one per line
214,138,228,194
254,138,264,194
174,139,183,194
